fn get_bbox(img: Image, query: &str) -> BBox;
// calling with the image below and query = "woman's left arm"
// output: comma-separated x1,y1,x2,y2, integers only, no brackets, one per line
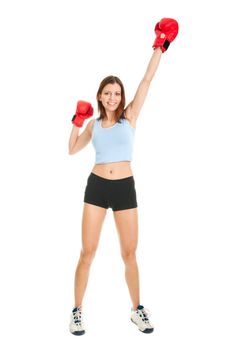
125,18,179,122
125,48,162,121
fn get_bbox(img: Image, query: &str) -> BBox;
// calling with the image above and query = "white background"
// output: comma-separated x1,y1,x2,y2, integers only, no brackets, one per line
0,0,233,349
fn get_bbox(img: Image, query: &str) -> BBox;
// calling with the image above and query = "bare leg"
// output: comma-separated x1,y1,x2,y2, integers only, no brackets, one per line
124,253,140,310
113,208,140,310
74,203,107,307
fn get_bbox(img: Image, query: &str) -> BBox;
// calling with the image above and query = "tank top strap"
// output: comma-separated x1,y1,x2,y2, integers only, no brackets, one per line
93,118,100,130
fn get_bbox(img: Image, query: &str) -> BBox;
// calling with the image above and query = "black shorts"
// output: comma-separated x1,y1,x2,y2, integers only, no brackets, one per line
84,172,138,211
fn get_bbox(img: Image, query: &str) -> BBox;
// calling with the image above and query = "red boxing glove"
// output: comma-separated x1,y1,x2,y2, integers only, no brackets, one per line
152,18,179,52
72,100,94,127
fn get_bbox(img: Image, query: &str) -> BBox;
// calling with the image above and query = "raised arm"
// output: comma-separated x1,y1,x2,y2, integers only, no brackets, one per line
125,18,179,122
125,48,162,121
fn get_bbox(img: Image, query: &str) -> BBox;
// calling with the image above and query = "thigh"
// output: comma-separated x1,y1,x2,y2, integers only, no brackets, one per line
113,208,138,254
81,203,107,252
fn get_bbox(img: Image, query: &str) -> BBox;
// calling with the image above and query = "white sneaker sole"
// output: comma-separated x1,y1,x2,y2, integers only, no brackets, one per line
131,318,154,333
70,329,85,336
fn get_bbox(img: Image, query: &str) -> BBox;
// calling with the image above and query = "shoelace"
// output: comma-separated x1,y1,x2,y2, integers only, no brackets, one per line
73,308,82,324
137,308,151,322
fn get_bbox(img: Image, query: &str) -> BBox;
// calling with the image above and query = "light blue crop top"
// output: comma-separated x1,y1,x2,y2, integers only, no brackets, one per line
91,116,135,164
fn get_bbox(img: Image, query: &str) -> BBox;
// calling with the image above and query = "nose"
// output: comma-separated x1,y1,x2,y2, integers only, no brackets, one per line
109,95,115,102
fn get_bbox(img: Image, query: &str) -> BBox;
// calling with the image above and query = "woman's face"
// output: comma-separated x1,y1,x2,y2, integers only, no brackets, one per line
99,83,122,113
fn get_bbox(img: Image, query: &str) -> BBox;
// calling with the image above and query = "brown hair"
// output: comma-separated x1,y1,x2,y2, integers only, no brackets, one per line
96,75,126,123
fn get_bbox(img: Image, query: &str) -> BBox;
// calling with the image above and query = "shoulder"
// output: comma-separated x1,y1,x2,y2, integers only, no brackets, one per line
86,118,96,135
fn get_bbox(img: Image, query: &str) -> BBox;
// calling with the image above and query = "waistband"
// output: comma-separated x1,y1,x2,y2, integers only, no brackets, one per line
90,172,134,183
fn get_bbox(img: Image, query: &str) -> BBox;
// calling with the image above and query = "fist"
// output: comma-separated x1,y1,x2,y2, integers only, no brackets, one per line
152,18,179,52
72,100,94,127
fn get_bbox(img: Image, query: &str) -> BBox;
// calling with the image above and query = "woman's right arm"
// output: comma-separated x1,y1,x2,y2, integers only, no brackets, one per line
68,120,93,155
69,125,80,153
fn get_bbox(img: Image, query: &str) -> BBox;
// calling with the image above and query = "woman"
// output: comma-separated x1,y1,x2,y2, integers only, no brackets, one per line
68,18,179,335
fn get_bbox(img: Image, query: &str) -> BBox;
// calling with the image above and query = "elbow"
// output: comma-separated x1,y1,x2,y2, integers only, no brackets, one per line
68,146,75,155
68,142,76,155
69,147,79,155
69,149,77,155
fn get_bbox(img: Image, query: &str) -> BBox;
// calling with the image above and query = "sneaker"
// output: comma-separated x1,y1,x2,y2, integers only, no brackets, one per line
69,306,85,336
131,304,154,333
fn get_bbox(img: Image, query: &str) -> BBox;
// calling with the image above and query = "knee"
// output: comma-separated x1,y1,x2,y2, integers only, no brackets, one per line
79,248,96,266
121,249,137,264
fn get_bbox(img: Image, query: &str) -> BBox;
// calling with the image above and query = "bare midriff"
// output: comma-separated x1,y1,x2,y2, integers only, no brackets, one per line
91,161,133,180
